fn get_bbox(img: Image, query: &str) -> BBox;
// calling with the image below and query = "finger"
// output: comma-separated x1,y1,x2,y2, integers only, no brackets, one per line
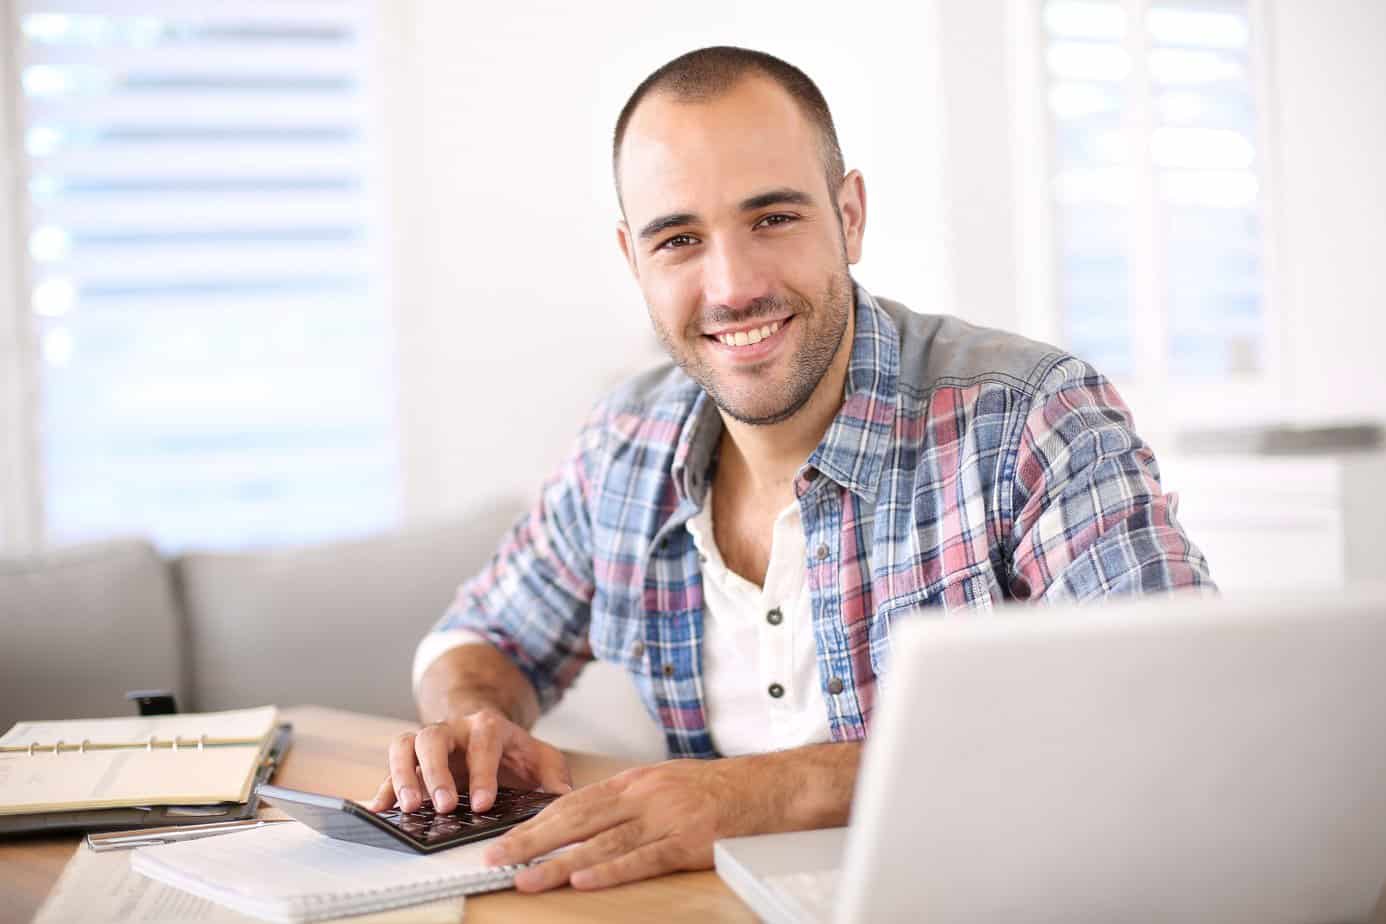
366,774,394,811
414,723,459,813
484,781,634,866
511,820,645,893
387,731,423,812
568,840,682,891
535,744,575,795
465,714,506,812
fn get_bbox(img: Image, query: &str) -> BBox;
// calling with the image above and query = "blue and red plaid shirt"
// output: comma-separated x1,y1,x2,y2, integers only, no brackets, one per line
433,282,1213,758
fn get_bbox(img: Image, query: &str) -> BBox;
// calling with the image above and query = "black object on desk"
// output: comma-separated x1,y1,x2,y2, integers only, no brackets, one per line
124,689,180,716
256,783,558,854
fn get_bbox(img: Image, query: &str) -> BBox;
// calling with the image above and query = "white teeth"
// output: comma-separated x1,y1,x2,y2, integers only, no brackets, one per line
716,320,782,348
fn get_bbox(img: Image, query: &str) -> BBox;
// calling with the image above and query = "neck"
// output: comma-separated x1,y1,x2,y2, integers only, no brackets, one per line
716,308,855,498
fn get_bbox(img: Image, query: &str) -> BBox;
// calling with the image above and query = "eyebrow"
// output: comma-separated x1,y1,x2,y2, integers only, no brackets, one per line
636,187,817,242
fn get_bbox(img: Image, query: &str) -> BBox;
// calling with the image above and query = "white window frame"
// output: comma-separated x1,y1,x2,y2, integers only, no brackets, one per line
1009,0,1291,443
0,0,42,553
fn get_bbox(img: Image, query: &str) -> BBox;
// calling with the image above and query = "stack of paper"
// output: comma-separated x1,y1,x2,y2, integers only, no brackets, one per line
132,821,526,923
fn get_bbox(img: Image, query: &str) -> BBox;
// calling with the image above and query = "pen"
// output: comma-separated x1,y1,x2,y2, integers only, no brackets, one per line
86,818,292,852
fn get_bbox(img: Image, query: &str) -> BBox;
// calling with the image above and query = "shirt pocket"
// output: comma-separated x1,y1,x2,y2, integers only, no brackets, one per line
869,563,1000,674
880,561,999,617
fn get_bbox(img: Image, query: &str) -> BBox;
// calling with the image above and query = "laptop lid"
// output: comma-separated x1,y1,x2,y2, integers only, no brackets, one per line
836,586,1386,924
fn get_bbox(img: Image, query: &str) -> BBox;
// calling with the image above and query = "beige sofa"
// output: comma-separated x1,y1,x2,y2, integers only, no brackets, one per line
0,505,666,763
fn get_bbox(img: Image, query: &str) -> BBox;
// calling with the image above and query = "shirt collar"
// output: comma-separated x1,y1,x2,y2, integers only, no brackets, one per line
803,282,899,501
670,279,900,507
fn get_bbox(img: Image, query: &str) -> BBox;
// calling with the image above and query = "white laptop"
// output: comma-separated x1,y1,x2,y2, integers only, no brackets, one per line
715,587,1386,924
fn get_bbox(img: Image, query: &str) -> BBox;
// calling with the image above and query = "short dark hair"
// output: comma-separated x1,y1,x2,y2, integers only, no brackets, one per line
612,46,846,211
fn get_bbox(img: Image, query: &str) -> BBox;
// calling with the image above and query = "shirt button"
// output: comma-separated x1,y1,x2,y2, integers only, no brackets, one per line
767,682,785,699
631,641,645,658
766,607,783,626
827,677,844,695
815,544,830,560
662,663,675,678
698,553,708,564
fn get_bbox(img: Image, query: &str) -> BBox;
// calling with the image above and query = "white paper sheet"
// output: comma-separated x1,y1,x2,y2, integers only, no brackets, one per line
33,843,465,924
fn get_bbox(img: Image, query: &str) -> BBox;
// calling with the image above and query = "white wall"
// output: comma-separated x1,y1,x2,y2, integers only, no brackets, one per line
384,0,953,522
0,2,41,553
1269,0,1386,424
935,0,1019,335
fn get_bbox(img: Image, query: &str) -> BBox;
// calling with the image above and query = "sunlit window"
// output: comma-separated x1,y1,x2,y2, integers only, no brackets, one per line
1042,0,1268,383
15,2,398,550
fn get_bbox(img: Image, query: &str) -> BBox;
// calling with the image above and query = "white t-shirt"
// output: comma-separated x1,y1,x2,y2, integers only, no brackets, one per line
683,488,831,756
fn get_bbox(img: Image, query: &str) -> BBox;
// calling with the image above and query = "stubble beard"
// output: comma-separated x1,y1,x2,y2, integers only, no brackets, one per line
650,264,853,427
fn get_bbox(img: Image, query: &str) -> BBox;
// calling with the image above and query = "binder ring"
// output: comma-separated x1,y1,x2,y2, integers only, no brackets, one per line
146,734,157,752
198,734,206,751
27,741,37,756
53,739,64,755
80,739,90,754
172,735,180,752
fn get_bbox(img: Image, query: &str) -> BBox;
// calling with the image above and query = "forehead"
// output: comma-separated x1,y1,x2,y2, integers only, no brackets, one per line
618,76,825,221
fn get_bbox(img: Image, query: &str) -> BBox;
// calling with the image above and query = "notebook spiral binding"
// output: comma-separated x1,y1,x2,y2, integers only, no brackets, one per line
290,862,530,921
6,733,263,756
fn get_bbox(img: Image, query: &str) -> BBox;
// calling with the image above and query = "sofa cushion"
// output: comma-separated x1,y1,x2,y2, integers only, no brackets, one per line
0,539,186,733
177,506,524,721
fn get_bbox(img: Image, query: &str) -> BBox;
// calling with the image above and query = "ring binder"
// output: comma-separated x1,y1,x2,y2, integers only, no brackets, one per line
4,734,274,755
1,706,283,824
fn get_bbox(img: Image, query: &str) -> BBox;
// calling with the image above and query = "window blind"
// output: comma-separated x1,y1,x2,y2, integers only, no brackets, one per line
1042,0,1267,383
14,0,398,550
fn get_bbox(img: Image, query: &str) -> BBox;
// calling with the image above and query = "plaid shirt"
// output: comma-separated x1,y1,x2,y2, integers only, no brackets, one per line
433,282,1213,758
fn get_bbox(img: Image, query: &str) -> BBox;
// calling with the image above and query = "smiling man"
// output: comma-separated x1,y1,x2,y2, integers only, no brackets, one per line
372,46,1213,891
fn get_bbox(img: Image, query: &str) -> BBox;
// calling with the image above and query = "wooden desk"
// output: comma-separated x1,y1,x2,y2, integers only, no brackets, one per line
0,706,757,923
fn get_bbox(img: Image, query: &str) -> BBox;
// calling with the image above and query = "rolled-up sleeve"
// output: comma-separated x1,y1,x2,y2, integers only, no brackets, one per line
422,404,607,711
1006,356,1215,601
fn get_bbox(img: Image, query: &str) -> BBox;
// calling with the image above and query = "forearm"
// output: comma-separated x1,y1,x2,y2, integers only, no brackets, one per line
416,643,542,730
485,738,864,889
724,741,863,832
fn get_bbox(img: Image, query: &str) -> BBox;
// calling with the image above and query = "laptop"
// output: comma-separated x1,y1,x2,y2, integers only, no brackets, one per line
715,586,1386,923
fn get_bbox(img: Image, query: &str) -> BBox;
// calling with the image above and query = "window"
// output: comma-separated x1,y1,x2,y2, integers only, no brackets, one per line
7,1,398,550
1020,0,1277,406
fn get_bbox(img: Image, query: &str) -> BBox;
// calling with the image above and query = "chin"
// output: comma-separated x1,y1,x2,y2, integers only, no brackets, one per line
715,387,816,427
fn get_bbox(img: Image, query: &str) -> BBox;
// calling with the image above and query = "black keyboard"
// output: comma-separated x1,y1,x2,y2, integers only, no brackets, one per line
375,787,560,846
257,782,562,854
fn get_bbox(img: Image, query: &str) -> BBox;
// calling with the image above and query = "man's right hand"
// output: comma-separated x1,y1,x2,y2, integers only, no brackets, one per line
368,708,573,814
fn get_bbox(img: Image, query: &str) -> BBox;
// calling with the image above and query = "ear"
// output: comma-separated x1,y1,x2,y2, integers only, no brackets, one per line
616,220,640,281
835,169,867,265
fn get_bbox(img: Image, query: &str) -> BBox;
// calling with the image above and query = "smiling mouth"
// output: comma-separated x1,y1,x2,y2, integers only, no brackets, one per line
704,317,790,348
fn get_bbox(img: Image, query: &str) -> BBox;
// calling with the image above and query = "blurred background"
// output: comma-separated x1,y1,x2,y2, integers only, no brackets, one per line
1,0,1383,589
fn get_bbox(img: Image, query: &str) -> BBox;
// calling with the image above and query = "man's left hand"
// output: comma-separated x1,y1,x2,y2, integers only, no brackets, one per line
481,758,758,891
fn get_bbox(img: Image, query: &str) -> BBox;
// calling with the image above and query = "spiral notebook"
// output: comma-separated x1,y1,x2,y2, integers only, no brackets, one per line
132,820,531,923
0,707,280,815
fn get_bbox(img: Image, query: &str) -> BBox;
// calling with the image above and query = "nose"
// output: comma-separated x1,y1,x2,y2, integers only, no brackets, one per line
701,236,773,315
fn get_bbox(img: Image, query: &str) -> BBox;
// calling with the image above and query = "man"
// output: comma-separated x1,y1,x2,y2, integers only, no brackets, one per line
371,46,1212,891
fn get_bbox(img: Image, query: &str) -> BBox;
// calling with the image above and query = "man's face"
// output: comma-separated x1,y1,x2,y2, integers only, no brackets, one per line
616,77,866,426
